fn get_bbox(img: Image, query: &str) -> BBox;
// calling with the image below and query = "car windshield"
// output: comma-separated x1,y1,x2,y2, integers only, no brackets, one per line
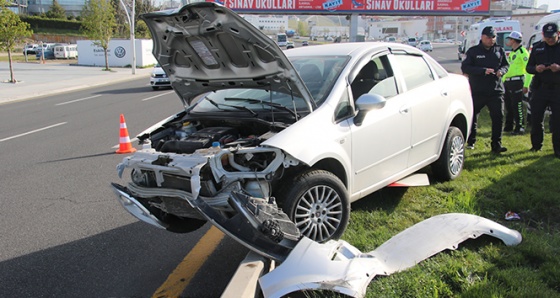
190,55,349,114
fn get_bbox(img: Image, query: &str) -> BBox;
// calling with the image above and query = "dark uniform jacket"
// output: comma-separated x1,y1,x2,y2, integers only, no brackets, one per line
461,41,509,96
526,40,560,87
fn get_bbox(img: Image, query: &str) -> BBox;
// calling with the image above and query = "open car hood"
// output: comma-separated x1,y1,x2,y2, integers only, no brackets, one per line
141,2,314,109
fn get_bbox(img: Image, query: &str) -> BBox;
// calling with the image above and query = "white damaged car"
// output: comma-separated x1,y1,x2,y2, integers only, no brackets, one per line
112,3,473,246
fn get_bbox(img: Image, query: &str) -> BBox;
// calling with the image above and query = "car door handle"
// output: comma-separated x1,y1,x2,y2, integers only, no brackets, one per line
441,90,448,97
399,106,410,114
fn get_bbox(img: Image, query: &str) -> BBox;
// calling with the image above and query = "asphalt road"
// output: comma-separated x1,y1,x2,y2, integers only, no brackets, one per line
0,78,249,297
0,43,461,297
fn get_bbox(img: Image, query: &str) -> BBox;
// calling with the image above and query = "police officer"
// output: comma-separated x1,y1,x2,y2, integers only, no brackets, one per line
526,22,560,158
461,26,509,153
503,31,531,135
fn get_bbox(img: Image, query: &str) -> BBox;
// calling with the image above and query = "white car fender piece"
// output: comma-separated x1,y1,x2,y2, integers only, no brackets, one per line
259,213,522,298
387,173,430,187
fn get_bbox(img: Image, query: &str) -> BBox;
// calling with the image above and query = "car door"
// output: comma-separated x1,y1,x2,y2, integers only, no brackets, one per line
349,54,411,197
390,52,448,168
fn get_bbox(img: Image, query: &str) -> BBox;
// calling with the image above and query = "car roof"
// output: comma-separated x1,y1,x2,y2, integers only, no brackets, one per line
284,42,421,58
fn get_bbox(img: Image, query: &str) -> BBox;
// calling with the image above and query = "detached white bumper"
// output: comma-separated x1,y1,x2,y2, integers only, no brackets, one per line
260,213,522,298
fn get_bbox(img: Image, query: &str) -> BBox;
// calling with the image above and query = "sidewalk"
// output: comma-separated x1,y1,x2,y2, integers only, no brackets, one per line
0,61,151,104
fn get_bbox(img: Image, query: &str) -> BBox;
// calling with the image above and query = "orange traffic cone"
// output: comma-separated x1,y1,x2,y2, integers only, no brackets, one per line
116,114,136,154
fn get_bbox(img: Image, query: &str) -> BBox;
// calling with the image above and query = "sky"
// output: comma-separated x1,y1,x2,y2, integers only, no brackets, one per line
536,0,560,11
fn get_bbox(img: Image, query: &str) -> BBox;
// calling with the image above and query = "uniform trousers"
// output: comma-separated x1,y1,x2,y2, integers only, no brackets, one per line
468,94,504,150
504,80,524,131
530,87,560,153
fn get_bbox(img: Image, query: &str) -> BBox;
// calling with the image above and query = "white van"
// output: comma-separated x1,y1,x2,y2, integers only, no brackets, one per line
54,44,78,59
458,19,521,61
525,12,560,51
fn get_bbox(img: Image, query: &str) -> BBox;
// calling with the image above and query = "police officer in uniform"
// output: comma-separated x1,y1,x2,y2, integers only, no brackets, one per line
503,31,530,135
526,22,560,158
461,26,509,153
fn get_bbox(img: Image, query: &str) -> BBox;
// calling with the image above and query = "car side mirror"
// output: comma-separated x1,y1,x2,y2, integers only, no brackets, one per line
354,94,387,126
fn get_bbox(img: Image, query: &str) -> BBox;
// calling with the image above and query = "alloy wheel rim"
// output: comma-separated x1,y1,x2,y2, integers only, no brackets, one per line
449,135,464,176
293,185,344,242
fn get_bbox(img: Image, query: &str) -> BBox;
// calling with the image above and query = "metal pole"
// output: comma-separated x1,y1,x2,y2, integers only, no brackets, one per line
131,0,136,75
120,0,136,75
455,17,458,43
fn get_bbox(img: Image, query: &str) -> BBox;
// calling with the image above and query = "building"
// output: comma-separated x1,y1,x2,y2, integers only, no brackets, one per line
367,18,428,41
26,0,86,16
511,0,536,8
241,14,290,35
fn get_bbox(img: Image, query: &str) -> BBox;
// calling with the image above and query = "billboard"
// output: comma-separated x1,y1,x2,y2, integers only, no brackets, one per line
206,0,491,15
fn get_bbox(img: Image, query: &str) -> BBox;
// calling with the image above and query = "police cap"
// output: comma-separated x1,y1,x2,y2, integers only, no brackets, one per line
482,26,496,37
543,22,559,38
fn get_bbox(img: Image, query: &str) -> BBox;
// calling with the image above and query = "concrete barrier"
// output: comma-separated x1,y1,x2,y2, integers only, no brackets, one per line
222,251,274,298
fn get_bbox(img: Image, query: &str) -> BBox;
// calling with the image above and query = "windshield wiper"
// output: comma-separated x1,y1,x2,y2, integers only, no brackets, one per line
224,98,298,119
205,98,258,117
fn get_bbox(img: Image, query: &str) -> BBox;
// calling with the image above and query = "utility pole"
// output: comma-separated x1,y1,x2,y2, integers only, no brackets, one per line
119,0,136,75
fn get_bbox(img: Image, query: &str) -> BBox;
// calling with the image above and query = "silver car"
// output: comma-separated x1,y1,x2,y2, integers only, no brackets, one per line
113,3,473,244
149,64,171,90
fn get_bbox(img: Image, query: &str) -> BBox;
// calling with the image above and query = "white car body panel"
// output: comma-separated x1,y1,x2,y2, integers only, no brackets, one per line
112,2,474,244
259,213,522,298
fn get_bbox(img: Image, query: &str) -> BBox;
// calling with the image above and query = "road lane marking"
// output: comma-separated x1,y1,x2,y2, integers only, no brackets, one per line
0,122,67,143
142,91,174,101
55,94,102,106
152,226,225,298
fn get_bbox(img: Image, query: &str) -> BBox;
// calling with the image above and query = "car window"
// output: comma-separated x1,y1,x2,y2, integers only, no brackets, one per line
334,89,353,122
392,54,434,90
351,55,397,100
290,56,349,105
424,54,448,79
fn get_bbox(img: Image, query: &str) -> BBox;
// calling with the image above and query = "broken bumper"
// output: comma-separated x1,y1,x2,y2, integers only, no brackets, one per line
260,213,522,298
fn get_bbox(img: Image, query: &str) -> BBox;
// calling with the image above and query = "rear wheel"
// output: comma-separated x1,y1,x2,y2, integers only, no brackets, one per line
279,170,350,243
432,126,464,181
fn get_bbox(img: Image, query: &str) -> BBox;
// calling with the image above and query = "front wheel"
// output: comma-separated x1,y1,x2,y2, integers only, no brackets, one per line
279,170,350,243
432,126,465,181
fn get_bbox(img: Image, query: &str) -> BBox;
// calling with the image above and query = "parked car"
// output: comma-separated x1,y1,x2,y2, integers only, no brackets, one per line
286,41,295,49
385,36,397,42
35,44,56,60
54,44,78,59
407,37,419,47
302,40,309,46
22,44,38,55
113,3,473,244
418,40,433,52
149,64,171,90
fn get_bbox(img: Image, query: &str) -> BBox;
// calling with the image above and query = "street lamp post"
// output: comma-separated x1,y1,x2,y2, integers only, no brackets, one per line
119,0,136,75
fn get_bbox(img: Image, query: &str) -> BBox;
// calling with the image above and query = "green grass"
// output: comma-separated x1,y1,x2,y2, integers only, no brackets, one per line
342,109,560,297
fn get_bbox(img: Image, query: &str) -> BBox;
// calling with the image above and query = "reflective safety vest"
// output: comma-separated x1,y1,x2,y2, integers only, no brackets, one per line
503,45,531,88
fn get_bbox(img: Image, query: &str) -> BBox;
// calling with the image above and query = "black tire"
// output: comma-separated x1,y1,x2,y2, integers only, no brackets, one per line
279,169,350,243
152,86,159,90
432,126,464,181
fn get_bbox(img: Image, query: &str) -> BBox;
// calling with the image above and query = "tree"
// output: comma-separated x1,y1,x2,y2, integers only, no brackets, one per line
297,21,309,37
0,0,33,83
46,0,67,19
81,0,116,71
112,0,157,38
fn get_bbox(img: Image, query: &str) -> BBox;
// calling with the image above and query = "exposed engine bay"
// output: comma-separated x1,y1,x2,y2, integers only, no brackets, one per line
115,114,302,237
